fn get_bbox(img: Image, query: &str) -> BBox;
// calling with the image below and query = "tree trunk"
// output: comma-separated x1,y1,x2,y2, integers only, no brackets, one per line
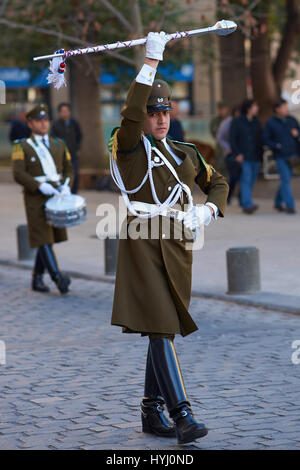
71,56,105,170
130,0,145,71
273,0,300,90
219,28,247,107
250,32,278,124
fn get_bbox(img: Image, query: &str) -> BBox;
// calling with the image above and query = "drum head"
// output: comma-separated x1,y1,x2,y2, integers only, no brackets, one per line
45,194,87,228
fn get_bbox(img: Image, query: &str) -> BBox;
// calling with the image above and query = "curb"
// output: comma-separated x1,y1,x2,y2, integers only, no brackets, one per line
0,258,299,316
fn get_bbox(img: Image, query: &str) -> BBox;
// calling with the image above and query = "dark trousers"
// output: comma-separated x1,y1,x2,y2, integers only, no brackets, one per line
275,157,295,209
71,155,79,194
226,154,242,204
33,245,60,280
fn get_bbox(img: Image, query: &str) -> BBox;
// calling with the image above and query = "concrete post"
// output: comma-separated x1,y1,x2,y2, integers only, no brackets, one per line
226,246,261,295
104,235,119,276
16,224,36,261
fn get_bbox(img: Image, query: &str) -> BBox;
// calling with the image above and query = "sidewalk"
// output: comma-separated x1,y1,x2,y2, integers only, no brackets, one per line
0,182,300,313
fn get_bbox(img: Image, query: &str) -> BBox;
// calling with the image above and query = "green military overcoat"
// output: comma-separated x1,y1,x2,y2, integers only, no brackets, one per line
111,80,229,337
12,135,74,248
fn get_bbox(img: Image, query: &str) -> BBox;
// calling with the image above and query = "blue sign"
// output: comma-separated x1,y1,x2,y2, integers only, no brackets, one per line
0,62,194,88
0,68,49,88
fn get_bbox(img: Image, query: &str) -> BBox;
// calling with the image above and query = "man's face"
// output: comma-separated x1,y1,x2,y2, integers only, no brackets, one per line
143,110,170,140
250,102,259,116
59,106,71,121
276,103,289,117
27,118,50,136
170,101,179,120
219,106,229,118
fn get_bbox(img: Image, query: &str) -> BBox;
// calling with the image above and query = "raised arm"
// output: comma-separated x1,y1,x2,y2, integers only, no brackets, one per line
116,32,169,157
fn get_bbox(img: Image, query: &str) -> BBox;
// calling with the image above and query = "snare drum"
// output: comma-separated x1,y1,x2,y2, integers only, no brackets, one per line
45,194,87,228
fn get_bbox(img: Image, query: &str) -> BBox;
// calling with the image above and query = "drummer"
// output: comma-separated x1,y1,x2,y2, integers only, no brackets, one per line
11,104,74,294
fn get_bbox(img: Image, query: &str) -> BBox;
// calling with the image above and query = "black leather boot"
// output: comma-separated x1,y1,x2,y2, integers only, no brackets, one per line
170,403,208,444
149,337,208,444
32,248,50,293
38,245,71,294
32,274,50,293
141,345,176,437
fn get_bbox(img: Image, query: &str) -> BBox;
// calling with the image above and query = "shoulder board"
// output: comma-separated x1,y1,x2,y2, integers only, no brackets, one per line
170,140,214,182
13,138,26,144
12,142,25,161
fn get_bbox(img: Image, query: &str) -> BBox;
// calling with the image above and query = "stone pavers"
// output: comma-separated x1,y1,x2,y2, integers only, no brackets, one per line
0,265,299,450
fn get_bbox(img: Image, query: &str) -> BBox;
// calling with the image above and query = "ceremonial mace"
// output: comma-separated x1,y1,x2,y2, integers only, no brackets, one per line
33,20,237,89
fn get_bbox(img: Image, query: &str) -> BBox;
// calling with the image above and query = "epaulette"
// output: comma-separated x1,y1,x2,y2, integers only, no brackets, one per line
12,142,25,161
170,139,213,182
108,127,120,161
13,138,26,144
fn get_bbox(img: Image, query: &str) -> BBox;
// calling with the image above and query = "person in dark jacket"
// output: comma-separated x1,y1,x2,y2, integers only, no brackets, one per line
230,99,261,214
168,100,185,142
9,109,31,142
51,103,82,193
263,99,298,214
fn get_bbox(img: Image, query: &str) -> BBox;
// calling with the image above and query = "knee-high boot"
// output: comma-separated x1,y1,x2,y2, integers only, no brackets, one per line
141,344,176,437
38,245,71,294
149,337,208,444
32,248,50,293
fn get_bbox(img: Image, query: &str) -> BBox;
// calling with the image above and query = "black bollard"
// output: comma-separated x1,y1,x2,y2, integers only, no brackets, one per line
16,224,36,261
104,235,119,276
226,246,261,295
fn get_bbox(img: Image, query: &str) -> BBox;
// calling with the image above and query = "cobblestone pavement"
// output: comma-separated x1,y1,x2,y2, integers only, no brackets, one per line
0,265,300,450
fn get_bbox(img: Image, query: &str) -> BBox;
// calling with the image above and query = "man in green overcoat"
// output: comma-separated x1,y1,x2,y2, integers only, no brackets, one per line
110,32,229,444
12,104,74,294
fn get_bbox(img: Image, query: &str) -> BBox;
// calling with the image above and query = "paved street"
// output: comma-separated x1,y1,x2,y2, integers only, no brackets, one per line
0,264,300,450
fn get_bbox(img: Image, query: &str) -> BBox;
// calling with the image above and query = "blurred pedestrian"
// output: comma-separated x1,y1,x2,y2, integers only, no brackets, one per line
168,100,185,141
230,99,262,214
9,109,30,143
210,102,229,139
263,98,298,214
217,105,241,205
51,103,82,194
210,102,229,179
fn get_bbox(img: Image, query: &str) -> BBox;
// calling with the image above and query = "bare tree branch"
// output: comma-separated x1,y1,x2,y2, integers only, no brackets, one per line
0,17,135,66
98,0,133,32
130,0,144,70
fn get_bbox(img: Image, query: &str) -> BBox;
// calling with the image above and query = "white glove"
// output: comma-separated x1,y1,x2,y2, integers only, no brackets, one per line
183,205,212,231
38,182,60,196
59,184,71,196
145,31,170,61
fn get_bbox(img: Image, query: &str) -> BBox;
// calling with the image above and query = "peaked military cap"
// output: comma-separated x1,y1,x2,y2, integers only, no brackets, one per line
147,79,172,113
26,104,49,120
